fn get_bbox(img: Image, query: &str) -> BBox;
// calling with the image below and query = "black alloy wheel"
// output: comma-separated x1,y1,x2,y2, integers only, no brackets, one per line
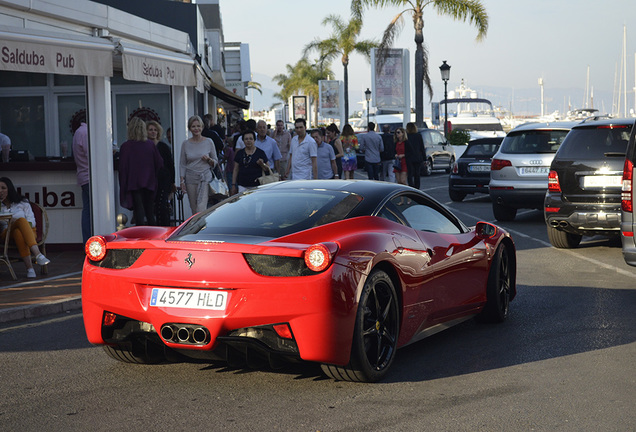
477,244,512,323
321,270,399,382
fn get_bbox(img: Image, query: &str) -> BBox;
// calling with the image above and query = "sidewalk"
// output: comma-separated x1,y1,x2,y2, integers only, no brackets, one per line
0,247,85,323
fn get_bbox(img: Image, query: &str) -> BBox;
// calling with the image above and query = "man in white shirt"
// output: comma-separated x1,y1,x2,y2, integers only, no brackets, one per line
255,120,282,173
286,118,317,180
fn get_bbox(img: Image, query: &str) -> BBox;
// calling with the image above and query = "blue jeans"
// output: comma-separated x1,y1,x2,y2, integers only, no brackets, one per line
81,183,91,244
365,162,381,180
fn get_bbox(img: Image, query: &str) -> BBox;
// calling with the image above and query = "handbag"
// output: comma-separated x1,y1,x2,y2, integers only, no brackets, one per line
209,169,229,196
257,171,280,185
393,156,402,171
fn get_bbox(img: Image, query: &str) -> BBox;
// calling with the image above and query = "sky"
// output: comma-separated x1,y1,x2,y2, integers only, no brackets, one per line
220,0,636,116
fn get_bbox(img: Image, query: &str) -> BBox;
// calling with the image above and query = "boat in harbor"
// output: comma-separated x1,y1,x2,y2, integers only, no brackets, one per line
439,80,506,139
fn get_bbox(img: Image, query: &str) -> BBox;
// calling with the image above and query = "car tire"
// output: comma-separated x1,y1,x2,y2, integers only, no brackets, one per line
103,341,166,364
445,157,454,174
321,270,399,383
547,226,582,248
449,189,466,202
492,202,517,221
422,158,433,176
477,243,512,323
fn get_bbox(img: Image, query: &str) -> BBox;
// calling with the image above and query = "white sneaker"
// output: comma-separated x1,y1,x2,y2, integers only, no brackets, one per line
35,253,50,266
26,268,36,278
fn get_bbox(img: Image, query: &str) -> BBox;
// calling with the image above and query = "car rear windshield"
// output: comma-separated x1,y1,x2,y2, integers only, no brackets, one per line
555,125,632,160
171,189,363,239
463,142,500,157
500,129,570,154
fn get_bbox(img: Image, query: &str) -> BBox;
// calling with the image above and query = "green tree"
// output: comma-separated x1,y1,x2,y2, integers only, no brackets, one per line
304,14,377,119
351,0,488,127
273,58,334,125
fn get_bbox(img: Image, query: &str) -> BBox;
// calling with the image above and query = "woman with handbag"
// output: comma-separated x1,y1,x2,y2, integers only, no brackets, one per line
231,130,270,194
179,115,218,214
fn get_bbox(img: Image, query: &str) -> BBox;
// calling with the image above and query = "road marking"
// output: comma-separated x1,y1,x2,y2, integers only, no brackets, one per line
450,207,636,280
0,311,82,333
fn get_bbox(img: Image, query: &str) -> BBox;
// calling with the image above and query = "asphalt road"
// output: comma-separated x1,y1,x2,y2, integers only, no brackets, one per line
1,173,635,431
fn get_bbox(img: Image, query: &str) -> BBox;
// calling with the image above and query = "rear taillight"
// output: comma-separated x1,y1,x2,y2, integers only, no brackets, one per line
491,159,512,171
451,161,458,174
622,159,633,213
548,170,561,192
304,243,333,272
85,236,107,261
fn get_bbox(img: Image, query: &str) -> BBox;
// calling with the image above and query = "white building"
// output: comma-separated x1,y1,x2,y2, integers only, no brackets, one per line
0,0,250,245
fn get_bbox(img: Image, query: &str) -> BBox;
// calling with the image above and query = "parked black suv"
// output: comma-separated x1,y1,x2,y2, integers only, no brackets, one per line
544,118,633,248
620,119,636,265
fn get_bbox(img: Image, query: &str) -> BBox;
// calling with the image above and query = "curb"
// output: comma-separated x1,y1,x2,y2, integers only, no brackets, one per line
0,296,82,324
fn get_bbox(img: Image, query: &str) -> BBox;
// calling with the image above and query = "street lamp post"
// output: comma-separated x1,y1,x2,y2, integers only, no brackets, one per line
439,61,451,138
365,88,371,128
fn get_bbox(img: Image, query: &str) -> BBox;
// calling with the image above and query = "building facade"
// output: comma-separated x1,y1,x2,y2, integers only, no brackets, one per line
0,0,249,245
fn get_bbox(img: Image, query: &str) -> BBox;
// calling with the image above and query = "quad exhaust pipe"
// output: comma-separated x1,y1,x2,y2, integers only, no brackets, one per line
161,324,210,345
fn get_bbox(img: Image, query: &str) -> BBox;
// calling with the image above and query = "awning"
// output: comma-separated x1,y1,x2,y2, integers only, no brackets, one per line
0,26,113,76
209,80,250,110
120,42,196,87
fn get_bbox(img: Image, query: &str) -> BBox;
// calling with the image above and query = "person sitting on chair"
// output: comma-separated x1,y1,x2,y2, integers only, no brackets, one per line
0,177,50,278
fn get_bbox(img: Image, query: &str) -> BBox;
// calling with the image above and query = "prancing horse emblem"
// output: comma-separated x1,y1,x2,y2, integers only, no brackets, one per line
184,253,195,269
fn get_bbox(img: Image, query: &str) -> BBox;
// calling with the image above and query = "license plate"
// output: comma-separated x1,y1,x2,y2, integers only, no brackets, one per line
469,164,490,172
519,166,549,175
582,175,622,188
150,288,228,310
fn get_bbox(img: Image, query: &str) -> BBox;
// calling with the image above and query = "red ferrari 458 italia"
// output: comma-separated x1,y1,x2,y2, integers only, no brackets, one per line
82,180,516,382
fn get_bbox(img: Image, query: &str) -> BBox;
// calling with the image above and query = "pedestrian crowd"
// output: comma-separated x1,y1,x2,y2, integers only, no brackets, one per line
1,112,429,280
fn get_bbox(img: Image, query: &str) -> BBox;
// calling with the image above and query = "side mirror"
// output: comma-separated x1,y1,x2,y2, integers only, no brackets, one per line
476,221,497,238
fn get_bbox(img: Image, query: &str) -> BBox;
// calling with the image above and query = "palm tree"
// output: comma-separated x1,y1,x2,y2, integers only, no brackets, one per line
273,58,334,125
247,81,262,95
351,0,488,127
304,14,377,120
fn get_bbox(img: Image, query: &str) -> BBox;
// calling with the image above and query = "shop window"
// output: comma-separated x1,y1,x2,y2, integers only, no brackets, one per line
0,71,47,87
113,93,171,146
54,74,85,87
0,96,46,157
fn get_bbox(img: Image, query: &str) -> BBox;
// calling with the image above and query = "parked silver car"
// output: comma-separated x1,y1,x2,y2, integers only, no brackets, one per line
489,121,579,221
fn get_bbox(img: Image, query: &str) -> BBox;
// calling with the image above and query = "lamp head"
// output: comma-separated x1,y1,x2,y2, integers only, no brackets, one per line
439,61,451,82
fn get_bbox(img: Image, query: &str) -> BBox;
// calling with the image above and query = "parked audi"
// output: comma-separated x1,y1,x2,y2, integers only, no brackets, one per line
489,121,579,221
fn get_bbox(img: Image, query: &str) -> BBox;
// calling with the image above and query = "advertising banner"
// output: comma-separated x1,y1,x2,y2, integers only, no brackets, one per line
373,48,406,109
319,80,342,118
292,95,308,120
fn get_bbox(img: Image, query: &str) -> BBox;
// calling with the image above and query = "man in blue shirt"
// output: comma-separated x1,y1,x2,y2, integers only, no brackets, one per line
310,128,338,179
